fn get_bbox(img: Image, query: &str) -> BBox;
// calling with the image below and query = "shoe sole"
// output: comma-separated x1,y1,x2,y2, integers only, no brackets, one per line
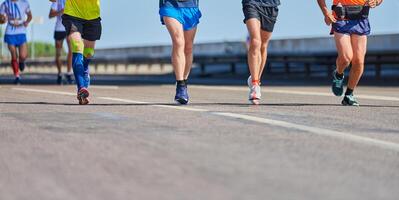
332,88,344,97
341,101,359,107
249,99,260,105
175,98,188,105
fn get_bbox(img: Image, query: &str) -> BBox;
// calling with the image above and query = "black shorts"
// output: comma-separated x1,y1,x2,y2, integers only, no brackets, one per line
54,31,67,41
243,3,279,32
62,14,102,41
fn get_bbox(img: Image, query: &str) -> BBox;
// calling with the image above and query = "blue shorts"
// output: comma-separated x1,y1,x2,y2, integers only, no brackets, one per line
4,34,27,47
331,18,371,36
159,7,202,31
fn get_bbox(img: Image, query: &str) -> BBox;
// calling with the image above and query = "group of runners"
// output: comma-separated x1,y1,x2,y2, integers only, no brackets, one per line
0,0,384,106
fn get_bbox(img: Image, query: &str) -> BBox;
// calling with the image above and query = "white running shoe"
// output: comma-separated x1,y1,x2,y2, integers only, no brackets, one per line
247,75,252,88
249,84,261,105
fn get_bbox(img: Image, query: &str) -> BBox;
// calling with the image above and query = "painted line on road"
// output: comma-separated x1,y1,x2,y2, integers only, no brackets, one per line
214,112,399,152
12,87,399,152
90,85,119,90
13,88,76,96
98,97,208,112
188,85,399,102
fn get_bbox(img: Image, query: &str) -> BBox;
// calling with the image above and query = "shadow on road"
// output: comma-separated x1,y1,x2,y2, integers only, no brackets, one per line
1,102,398,108
1,74,399,87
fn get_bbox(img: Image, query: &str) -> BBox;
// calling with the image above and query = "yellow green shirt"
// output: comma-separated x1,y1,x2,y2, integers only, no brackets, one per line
64,0,100,20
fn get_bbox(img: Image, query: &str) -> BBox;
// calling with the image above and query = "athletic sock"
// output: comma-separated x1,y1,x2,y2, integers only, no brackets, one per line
345,88,354,96
335,71,344,80
252,79,260,86
184,79,188,85
83,57,91,88
176,80,186,86
11,59,19,77
72,53,85,91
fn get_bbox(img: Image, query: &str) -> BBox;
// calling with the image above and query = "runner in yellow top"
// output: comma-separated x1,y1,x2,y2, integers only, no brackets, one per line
49,0,102,105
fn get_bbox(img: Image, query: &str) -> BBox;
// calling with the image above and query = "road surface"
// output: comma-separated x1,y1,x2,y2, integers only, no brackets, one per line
0,82,398,200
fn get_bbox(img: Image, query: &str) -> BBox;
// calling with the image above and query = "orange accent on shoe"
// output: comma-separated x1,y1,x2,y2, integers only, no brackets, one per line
252,80,260,85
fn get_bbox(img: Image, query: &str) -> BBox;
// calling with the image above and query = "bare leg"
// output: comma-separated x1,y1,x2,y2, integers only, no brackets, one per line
55,39,64,75
348,35,367,90
18,43,28,63
66,37,73,73
334,32,353,74
164,17,185,81
246,19,262,83
258,30,273,79
183,27,197,80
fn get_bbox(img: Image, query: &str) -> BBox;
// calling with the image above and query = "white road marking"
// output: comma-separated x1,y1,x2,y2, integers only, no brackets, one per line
90,85,119,90
13,88,76,96
214,112,399,152
189,85,399,102
99,97,208,112
12,87,399,152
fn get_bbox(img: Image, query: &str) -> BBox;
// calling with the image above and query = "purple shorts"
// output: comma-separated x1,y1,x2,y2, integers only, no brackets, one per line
331,18,371,36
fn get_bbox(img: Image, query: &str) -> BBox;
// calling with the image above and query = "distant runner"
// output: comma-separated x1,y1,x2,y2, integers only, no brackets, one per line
242,0,280,105
317,0,383,106
50,0,101,105
0,0,32,84
159,0,202,104
49,0,73,85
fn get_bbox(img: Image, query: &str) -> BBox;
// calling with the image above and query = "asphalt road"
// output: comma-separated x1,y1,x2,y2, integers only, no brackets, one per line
0,81,399,200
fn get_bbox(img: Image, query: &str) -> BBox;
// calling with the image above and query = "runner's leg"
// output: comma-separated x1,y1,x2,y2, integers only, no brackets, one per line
246,18,262,84
183,27,197,80
8,45,19,78
82,40,96,89
66,36,73,74
259,30,273,79
348,34,367,91
69,32,85,91
334,32,353,74
164,16,185,81
55,39,63,75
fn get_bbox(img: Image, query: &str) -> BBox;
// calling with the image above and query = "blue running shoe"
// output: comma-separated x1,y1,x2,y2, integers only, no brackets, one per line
14,76,21,85
342,94,360,106
332,70,344,96
175,84,189,105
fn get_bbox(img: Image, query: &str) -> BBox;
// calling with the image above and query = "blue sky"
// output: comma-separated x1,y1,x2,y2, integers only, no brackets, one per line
21,0,399,48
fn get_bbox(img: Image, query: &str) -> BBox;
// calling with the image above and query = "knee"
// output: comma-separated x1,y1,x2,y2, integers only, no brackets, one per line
338,53,353,66
260,42,269,53
19,54,27,62
351,57,365,67
83,47,95,59
184,43,193,55
71,39,84,54
249,38,262,53
172,35,185,50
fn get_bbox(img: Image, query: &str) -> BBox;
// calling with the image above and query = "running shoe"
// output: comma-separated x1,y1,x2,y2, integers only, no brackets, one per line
77,88,90,105
249,84,261,105
342,94,359,106
57,74,63,85
247,75,252,88
19,63,25,72
14,76,21,85
175,84,189,105
332,70,344,96
65,73,74,84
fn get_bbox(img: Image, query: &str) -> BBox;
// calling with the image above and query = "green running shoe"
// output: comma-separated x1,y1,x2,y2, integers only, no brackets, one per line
332,70,344,96
342,94,360,106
